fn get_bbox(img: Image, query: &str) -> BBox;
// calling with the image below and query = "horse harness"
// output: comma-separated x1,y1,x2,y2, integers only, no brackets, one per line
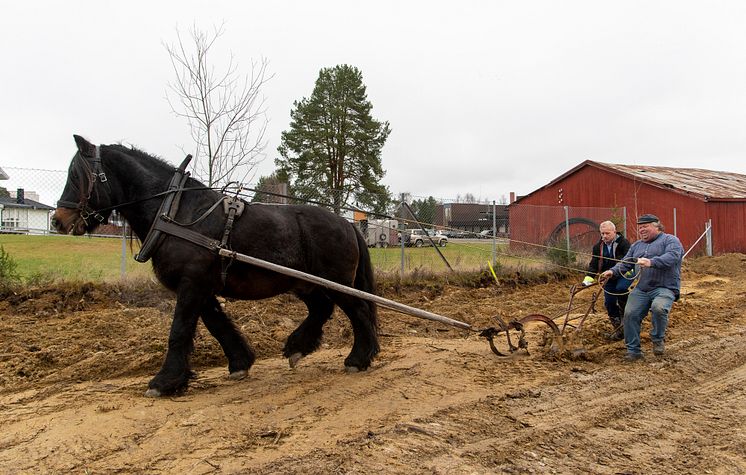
60,150,245,285
130,155,247,284
57,148,110,226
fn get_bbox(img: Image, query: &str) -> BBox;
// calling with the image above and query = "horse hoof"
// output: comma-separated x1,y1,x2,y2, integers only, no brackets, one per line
344,365,360,374
288,352,304,368
144,388,162,398
229,370,248,380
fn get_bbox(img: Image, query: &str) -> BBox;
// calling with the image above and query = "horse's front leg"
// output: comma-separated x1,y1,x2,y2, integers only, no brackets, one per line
200,296,255,379
145,281,206,397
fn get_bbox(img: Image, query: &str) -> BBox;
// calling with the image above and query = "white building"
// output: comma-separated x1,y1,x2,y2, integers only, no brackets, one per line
1,167,55,234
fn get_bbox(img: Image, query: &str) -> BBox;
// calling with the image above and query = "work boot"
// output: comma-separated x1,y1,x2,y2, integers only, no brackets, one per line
624,353,644,362
607,328,624,341
652,340,665,356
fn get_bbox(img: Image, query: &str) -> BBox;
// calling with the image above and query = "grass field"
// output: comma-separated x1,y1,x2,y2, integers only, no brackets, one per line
370,241,508,273
0,234,152,283
0,235,557,283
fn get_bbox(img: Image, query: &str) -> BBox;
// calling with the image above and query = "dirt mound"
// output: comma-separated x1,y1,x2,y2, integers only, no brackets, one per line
1,255,744,473
1,279,173,316
683,252,746,277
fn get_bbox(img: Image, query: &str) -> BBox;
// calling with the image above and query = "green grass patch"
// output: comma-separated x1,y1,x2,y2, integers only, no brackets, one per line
0,234,152,283
369,241,548,273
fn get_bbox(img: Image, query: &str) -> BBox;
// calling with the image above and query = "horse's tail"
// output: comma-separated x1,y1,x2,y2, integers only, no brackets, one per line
353,226,379,333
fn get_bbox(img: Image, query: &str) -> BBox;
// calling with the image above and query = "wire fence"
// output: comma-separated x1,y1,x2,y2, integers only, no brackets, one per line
0,166,714,281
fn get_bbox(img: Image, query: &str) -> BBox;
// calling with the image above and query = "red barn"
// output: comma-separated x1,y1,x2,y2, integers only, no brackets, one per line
511,161,746,255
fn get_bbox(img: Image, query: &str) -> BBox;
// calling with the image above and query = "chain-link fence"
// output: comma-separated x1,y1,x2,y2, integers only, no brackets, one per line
506,204,626,270
0,166,716,281
0,167,67,234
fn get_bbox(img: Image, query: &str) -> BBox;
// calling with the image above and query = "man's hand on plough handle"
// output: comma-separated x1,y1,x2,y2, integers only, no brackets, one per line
600,256,642,282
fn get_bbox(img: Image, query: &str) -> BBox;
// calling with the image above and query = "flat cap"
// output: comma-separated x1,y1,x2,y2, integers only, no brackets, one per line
637,214,659,224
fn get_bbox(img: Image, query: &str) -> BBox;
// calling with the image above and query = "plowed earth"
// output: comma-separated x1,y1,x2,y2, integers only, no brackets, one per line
1,255,745,474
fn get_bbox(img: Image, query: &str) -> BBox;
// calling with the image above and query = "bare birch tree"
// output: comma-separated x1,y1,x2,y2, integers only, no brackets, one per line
165,24,271,187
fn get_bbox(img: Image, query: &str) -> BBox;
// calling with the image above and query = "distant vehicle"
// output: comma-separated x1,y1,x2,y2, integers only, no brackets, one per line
478,230,494,239
439,229,459,238
361,219,399,247
404,229,448,247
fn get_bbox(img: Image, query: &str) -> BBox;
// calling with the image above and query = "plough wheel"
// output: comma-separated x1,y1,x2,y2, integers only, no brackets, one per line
480,313,564,357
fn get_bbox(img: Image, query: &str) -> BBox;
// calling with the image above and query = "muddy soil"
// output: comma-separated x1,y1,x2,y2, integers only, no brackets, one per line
1,255,745,474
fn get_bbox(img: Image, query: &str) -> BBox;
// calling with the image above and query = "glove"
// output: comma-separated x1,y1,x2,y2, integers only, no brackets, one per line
624,269,635,278
582,276,595,286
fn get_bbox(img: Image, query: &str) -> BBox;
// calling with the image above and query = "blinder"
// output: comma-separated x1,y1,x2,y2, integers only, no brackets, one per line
57,147,109,226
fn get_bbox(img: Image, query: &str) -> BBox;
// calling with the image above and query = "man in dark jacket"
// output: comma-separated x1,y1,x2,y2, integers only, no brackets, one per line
583,220,631,339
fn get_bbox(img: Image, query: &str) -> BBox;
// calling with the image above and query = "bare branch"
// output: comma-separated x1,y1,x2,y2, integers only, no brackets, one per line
164,24,272,187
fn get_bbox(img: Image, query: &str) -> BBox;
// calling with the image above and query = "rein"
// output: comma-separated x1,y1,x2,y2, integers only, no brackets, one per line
60,148,214,230
61,149,245,278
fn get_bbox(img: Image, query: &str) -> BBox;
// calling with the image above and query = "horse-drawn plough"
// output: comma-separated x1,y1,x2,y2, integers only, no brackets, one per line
219,247,603,359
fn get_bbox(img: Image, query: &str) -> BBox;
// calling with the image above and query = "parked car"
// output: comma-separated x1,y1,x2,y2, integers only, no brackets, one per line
439,229,457,238
478,230,494,239
404,229,448,247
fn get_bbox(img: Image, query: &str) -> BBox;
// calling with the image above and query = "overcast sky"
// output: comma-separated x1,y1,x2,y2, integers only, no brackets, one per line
2,1,745,204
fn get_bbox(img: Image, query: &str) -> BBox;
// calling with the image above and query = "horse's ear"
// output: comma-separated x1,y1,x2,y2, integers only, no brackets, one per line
73,134,96,157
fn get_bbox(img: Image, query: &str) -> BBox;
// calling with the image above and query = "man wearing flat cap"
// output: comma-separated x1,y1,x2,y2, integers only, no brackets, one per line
600,214,684,361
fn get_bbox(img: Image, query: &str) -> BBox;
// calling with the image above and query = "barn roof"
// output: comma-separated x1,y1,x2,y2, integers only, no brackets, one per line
600,162,746,201
522,160,746,203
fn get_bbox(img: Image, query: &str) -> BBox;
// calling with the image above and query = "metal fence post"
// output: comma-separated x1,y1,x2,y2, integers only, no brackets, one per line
399,201,405,277
120,222,127,278
623,206,627,237
491,200,497,267
706,219,713,256
673,208,677,237
564,206,570,260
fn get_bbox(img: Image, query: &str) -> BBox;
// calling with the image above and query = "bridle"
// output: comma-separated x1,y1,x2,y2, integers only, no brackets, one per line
57,147,110,226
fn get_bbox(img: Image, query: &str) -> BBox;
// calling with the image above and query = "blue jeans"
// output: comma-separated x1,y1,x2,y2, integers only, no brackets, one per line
623,287,676,356
603,277,633,326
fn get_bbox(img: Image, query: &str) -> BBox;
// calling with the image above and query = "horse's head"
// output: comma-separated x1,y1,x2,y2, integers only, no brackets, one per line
52,135,114,235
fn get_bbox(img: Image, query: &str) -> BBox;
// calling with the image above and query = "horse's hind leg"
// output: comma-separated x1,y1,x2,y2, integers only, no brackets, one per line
200,296,255,379
334,295,379,371
283,289,335,367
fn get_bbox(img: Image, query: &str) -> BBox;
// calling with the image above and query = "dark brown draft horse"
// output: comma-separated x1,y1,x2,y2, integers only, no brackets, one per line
53,135,379,396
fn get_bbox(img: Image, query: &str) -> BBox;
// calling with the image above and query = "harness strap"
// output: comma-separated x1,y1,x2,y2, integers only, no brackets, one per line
135,154,192,262
219,197,245,284
168,195,227,227
152,219,222,252
57,147,109,224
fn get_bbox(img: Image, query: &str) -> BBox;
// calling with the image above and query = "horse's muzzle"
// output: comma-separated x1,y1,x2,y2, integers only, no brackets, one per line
52,208,86,235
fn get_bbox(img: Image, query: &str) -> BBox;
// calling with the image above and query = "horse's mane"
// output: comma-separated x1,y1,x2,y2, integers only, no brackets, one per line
105,143,176,172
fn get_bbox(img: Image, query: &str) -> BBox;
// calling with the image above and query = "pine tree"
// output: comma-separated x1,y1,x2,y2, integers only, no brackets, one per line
276,65,391,214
